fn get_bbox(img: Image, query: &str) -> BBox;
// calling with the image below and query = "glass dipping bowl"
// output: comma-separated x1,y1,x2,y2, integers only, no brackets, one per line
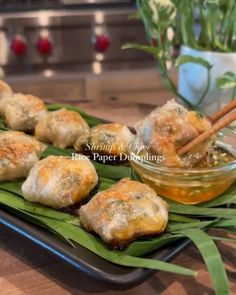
129,128,236,204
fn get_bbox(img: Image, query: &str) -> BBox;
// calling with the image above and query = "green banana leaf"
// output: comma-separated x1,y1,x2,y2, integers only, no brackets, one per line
178,228,230,295
0,190,195,276
0,104,236,295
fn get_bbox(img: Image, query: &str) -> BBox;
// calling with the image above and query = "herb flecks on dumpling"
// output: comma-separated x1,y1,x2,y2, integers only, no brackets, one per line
79,178,168,249
22,155,98,209
0,131,46,181
0,93,47,131
82,123,133,157
35,108,90,149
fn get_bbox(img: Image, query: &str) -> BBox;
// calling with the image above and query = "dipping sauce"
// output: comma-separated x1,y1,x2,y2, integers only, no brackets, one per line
129,129,236,204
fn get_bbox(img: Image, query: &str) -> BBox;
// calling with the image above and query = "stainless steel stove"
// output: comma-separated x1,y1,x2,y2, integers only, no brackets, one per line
0,1,162,105
0,0,134,10
0,0,152,76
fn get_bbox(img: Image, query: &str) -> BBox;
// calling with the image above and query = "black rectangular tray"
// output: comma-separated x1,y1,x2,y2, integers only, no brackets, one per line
0,207,190,289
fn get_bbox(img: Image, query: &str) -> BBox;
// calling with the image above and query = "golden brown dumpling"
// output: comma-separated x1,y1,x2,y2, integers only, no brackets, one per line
136,99,212,167
0,80,13,114
0,93,47,131
79,178,168,249
79,123,133,157
22,155,98,209
35,108,90,149
0,131,46,181
0,80,12,98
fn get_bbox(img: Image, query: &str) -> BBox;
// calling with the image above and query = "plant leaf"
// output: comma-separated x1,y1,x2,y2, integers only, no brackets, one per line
216,72,236,90
122,43,163,59
8,208,76,247
168,220,216,232
123,233,183,256
93,161,132,180
175,55,213,70
36,216,197,276
202,182,236,207
180,0,201,49
211,235,236,243
169,202,236,219
0,180,23,196
0,194,196,276
213,218,236,229
178,228,230,295
169,213,199,223
0,190,80,226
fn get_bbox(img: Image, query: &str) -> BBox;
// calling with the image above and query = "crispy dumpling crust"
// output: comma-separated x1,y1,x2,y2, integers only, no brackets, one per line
0,80,12,98
84,123,133,157
79,178,168,249
0,80,13,115
35,108,90,149
0,93,47,131
22,155,98,209
136,99,212,167
0,131,46,181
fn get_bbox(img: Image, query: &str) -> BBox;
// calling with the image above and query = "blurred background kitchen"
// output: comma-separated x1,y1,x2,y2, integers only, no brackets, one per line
0,0,175,117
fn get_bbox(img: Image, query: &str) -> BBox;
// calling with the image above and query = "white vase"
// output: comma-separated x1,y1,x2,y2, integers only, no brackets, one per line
178,45,236,116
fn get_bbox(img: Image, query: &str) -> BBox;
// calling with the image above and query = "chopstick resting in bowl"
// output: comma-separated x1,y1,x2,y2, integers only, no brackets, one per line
178,100,236,156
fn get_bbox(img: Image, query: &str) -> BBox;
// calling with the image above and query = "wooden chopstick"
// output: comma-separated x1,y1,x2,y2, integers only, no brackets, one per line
178,111,236,156
208,99,236,123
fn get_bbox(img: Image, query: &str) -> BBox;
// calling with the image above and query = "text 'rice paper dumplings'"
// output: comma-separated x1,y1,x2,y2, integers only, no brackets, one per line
77,123,134,159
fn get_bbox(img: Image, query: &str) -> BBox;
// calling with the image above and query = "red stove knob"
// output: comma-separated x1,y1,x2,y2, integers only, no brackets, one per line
94,35,110,53
37,37,52,55
11,36,27,56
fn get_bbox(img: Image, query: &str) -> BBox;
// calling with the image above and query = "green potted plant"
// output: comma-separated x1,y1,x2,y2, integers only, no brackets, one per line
123,0,236,114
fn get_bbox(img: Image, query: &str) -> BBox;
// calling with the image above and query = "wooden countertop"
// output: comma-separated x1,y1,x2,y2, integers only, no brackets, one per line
1,101,236,295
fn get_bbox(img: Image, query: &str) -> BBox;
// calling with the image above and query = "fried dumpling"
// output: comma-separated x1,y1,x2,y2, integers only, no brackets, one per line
0,93,47,131
79,123,133,157
22,155,98,209
35,108,90,149
136,99,212,167
0,131,46,181
79,178,168,249
0,80,13,115
0,80,12,99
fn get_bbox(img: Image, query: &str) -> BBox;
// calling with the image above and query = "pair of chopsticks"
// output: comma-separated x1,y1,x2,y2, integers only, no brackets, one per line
178,100,236,156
